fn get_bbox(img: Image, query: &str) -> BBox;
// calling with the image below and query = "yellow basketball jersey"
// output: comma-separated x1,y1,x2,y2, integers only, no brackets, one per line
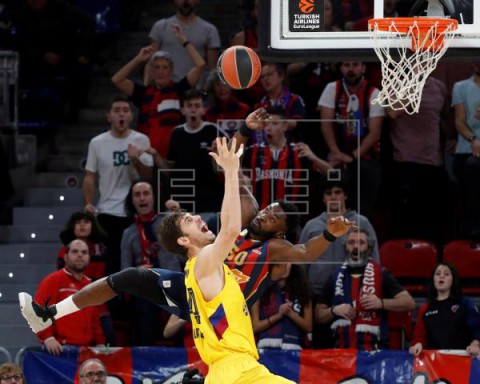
185,257,259,365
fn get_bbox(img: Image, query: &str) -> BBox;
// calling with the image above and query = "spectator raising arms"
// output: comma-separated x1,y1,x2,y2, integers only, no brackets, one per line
409,262,480,357
112,24,206,158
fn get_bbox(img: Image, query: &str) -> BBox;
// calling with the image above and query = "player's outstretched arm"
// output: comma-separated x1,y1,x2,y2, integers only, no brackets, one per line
195,137,244,276
269,216,356,263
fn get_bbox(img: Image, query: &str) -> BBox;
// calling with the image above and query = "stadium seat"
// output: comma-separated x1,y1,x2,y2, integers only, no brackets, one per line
388,311,413,350
379,239,438,295
443,240,480,295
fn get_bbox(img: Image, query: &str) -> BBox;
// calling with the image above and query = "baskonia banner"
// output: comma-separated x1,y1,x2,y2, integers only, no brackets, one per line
21,346,480,383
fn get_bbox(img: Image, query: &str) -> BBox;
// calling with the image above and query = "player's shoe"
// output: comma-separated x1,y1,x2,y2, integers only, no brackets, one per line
18,292,56,333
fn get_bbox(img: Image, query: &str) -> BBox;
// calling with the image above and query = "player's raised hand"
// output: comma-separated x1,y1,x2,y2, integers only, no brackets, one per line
209,137,243,173
326,216,356,238
245,108,271,131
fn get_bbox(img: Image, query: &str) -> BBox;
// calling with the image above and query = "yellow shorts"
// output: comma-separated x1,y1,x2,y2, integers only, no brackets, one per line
206,353,296,384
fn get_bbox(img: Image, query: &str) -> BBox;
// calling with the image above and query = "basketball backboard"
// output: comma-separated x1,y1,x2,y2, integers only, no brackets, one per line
258,0,479,62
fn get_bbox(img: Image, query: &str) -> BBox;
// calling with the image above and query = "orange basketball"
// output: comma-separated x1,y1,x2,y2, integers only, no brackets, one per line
217,46,261,90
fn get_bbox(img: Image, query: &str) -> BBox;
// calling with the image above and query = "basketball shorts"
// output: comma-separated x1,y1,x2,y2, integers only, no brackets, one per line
206,353,295,384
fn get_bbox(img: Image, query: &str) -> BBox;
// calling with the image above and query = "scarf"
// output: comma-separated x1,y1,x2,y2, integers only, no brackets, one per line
331,259,383,337
134,211,159,267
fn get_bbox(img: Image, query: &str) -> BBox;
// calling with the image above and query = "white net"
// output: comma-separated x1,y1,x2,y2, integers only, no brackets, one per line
369,18,457,114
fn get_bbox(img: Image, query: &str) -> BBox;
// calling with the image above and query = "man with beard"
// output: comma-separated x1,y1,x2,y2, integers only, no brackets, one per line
121,180,182,345
19,110,354,336
147,0,221,90
315,229,415,350
33,239,105,355
319,61,385,222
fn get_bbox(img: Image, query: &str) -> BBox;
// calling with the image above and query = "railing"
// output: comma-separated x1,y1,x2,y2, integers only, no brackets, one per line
0,51,18,132
0,346,11,363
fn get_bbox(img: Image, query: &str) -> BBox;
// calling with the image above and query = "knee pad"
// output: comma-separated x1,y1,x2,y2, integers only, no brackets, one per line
107,267,146,294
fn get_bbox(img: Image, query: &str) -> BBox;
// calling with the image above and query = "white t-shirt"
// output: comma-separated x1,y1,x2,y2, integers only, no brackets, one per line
318,81,385,118
85,130,153,216
149,15,221,82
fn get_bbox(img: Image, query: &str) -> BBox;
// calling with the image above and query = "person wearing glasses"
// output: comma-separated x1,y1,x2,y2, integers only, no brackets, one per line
0,363,25,383
79,359,107,384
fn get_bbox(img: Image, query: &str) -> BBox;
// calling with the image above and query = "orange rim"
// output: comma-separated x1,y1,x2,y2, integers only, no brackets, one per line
368,17,458,33
368,17,458,51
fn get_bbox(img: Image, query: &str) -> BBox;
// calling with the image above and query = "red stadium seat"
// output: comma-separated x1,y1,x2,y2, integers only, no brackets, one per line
379,239,438,295
443,240,480,295
388,311,413,350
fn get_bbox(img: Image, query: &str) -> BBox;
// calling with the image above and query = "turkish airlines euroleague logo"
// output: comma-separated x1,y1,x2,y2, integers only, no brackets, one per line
299,0,315,13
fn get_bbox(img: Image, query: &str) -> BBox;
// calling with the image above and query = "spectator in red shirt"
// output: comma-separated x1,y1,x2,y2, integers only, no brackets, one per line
35,239,105,355
409,262,480,357
205,74,250,138
111,24,205,158
57,211,108,281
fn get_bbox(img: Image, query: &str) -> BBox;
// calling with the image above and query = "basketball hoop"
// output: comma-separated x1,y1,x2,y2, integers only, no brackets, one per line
368,17,458,114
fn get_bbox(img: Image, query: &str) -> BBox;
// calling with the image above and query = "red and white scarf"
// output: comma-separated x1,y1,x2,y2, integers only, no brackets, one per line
331,259,383,336
134,211,158,266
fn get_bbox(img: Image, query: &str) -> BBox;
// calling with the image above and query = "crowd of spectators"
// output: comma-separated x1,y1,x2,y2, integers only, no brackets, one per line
4,0,480,364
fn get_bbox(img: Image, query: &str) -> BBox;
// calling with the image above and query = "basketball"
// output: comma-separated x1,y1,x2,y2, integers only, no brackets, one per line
217,46,261,90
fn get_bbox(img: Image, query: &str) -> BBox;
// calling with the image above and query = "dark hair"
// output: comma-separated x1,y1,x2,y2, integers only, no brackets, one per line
274,200,299,242
65,239,88,254
157,210,189,256
265,105,287,119
59,211,108,245
181,88,204,106
344,228,375,251
125,179,156,217
111,95,131,106
427,262,463,302
260,264,311,308
319,173,350,197
263,62,286,80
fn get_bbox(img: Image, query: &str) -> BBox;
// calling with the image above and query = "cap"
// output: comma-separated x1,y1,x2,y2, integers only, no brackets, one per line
150,50,173,67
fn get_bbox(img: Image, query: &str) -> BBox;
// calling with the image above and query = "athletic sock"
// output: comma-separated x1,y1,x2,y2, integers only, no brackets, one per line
54,296,80,320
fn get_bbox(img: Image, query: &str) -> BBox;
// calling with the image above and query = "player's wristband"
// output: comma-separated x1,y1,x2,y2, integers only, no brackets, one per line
323,229,337,242
182,41,191,48
330,306,336,317
238,123,253,137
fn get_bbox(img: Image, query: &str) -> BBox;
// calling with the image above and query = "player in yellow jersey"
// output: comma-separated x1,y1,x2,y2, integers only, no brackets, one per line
158,137,294,383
